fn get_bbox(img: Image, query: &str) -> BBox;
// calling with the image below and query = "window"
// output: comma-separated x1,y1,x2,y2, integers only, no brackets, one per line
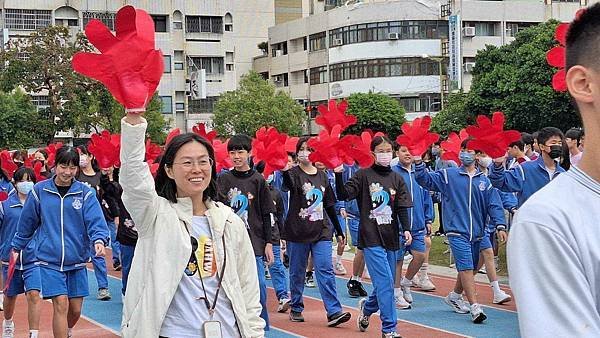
226,64,234,71
30,95,49,108
82,12,116,31
464,22,499,36
68,19,78,27
186,16,223,33
174,50,184,70
173,10,183,30
190,57,225,75
159,96,173,114
224,13,233,32
271,42,288,57
506,22,536,37
152,15,168,33
398,96,441,113
329,57,440,82
163,55,172,73
175,103,185,111
309,66,328,85
5,9,51,30
189,96,219,114
272,73,289,87
309,32,327,52
329,20,448,47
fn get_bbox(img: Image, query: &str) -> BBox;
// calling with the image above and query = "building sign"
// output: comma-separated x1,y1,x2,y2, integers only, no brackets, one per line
330,83,343,97
448,14,462,91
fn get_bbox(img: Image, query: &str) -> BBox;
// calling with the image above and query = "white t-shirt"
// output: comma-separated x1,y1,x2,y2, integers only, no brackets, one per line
160,216,241,338
508,166,600,337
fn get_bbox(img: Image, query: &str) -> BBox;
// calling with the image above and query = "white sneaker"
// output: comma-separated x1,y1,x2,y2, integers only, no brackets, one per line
357,298,370,332
277,298,291,313
470,303,487,323
2,320,14,338
404,253,413,263
334,262,347,275
493,290,512,304
394,293,411,310
400,278,413,303
414,276,436,291
0,294,3,311
444,293,470,314
478,265,487,274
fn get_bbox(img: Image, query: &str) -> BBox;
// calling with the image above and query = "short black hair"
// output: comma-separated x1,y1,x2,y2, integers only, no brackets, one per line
565,127,584,142
154,133,217,203
509,140,525,151
370,135,393,151
13,166,36,184
0,159,8,182
537,127,564,146
55,146,80,167
566,4,600,71
296,136,312,155
521,132,534,147
35,149,49,160
227,134,252,152
460,138,471,150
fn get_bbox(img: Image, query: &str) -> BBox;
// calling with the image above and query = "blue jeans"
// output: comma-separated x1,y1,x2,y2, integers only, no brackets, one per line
255,255,269,331
363,246,397,334
90,244,108,289
108,221,121,264
120,244,135,295
288,240,342,317
269,245,289,300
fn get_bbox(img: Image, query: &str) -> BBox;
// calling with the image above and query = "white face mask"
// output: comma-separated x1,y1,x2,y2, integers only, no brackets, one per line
297,150,311,162
16,181,34,195
375,152,393,167
478,156,492,168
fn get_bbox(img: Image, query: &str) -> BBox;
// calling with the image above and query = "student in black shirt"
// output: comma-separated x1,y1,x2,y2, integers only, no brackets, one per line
334,135,412,338
281,137,351,327
216,135,274,330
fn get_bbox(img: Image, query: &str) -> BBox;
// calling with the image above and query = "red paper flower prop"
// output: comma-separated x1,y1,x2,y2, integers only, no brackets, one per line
213,139,233,173
308,125,349,169
466,112,521,159
145,139,162,164
0,150,17,180
285,136,299,153
441,129,468,165
252,127,290,177
314,100,357,133
192,123,217,142
395,116,440,157
45,142,63,168
148,162,160,178
88,131,121,169
339,132,375,168
72,6,163,112
165,128,181,147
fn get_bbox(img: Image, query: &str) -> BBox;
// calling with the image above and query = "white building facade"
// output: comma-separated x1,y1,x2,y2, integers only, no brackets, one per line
0,0,275,131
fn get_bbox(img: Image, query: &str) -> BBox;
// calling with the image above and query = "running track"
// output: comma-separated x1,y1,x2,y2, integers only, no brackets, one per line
10,254,520,337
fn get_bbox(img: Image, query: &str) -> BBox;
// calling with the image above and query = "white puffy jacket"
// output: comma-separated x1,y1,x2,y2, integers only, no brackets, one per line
119,118,265,338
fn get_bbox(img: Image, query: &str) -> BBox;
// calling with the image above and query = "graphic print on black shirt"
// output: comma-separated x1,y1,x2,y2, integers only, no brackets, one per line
299,182,324,221
227,187,252,228
369,182,394,225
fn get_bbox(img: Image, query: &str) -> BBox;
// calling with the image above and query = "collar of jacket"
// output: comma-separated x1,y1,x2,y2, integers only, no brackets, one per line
172,197,230,237
42,177,82,195
458,166,484,177
395,163,414,174
7,192,23,208
534,154,562,172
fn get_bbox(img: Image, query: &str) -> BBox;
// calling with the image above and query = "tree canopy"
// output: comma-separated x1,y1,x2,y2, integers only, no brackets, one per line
344,92,406,139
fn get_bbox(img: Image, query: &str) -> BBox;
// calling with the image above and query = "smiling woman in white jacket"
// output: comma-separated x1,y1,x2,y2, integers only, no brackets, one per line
119,113,265,338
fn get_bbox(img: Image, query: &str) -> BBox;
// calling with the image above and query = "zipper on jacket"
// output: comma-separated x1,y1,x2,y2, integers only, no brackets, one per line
468,175,473,241
409,171,414,230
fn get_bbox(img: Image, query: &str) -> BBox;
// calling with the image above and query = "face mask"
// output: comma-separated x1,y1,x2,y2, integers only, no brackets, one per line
79,155,89,168
478,156,492,168
431,148,440,157
375,152,393,167
297,150,311,162
16,181,34,195
459,151,476,166
548,145,562,159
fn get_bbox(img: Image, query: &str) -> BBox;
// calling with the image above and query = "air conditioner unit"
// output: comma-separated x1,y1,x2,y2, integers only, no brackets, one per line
464,62,476,73
388,32,399,40
463,26,476,37
275,49,283,57
332,38,343,46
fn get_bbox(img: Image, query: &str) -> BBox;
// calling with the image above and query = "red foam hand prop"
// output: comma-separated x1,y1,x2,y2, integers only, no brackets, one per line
314,100,357,133
441,130,468,165
72,6,163,112
33,162,45,182
165,128,181,147
251,127,289,178
339,132,375,168
148,162,159,178
45,142,63,168
466,112,521,159
0,151,17,180
285,136,299,153
213,140,233,173
396,116,440,157
308,125,350,169
546,23,569,92
192,123,217,142
0,192,7,202
145,139,162,164
88,131,121,169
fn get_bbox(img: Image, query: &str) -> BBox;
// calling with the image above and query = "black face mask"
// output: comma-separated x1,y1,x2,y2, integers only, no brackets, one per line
548,145,562,159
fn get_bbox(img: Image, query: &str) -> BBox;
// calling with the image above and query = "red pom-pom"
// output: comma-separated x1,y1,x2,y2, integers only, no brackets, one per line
88,131,121,169
0,150,17,180
466,112,521,159
396,116,440,157
192,123,217,142
314,100,357,133
252,127,291,177
165,128,181,147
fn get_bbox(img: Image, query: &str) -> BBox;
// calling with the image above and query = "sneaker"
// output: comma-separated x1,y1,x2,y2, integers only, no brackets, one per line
2,320,14,338
334,262,347,275
347,279,368,298
277,298,291,313
357,298,369,332
113,261,122,271
327,311,351,327
0,293,3,311
400,278,413,303
493,290,512,304
403,253,413,263
444,293,470,314
494,256,500,272
289,311,304,322
478,265,487,274
413,276,436,291
394,294,411,310
265,263,271,280
97,288,112,301
470,303,487,324
305,272,315,288
382,332,402,338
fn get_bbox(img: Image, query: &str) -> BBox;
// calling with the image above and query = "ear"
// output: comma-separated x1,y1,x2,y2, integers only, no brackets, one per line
566,65,594,104
165,164,174,179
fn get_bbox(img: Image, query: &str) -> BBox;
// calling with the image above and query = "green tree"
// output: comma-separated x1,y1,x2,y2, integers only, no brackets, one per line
466,20,580,132
431,91,472,136
0,90,43,149
212,71,305,137
344,92,406,139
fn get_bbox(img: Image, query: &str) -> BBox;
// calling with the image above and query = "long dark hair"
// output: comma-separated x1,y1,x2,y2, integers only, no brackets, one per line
155,133,217,203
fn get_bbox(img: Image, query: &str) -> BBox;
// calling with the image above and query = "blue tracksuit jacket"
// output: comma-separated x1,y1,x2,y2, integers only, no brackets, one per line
392,164,434,233
0,192,37,270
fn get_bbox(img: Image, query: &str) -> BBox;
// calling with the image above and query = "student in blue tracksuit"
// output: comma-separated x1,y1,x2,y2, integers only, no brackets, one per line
392,144,435,308
414,140,507,324
489,127,565,207
1,167,41,338
11,146,109,338
324,166,349,276
335,135,412,338
0,162,13,200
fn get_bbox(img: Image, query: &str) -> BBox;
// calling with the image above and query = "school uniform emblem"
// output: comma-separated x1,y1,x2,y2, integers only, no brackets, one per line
72,198,83,210
479,181,487,191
